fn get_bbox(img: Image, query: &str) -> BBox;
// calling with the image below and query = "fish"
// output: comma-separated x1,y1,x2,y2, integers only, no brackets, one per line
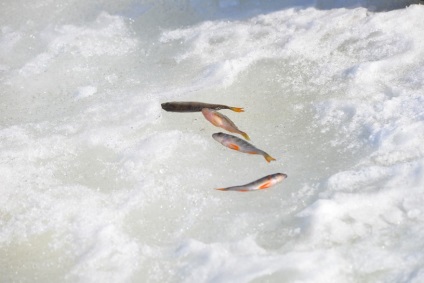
202,108,250,140
216,173,287,192
212,132,276,162
161,101,244,113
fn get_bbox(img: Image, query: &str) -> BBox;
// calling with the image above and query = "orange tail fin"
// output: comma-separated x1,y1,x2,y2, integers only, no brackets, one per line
241,132,250,141
230,107,244,113
264,154,276,163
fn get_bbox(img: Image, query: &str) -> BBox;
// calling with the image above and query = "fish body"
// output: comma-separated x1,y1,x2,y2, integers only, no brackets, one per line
161,101,244,113
216,173,287,192
202,109,250,140
212,132,276,162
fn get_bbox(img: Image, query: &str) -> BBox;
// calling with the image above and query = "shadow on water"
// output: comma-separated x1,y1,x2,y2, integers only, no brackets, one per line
314,0,421,11
125,0,421,28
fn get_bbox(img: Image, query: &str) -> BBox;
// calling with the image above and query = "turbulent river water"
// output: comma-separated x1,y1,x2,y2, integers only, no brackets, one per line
1,0,424,282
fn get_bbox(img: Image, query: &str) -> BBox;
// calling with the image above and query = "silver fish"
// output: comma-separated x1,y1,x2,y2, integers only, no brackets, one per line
212,132,276,162
216,173,287,192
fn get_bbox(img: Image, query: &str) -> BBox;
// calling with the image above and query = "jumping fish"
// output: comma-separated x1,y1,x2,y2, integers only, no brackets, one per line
216,173,287,192
212,132,276,162
202,108,250,140
161,101,244,113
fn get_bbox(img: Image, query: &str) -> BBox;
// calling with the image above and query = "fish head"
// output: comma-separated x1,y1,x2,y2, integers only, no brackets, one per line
274,173,288,182
212,132,227,143
202,108,221,124
161,102,174,111
201,108,214,117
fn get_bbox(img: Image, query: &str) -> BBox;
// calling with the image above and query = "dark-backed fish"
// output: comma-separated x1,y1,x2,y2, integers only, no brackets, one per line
161,101,244,113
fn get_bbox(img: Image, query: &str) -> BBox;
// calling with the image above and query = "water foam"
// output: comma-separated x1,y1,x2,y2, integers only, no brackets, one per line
1,1,424,282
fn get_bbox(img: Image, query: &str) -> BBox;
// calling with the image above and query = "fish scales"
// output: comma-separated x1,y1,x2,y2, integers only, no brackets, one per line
161,101,244,113
212,132,276,162
202,109,250,140
216,173,287,192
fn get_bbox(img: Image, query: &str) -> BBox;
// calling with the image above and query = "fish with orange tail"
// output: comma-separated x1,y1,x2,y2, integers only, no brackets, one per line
202,108,250,140
216,173,287,192
212,132,276,162
161,101,244,113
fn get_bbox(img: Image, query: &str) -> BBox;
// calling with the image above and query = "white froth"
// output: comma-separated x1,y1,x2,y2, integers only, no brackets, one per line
1,1,424,282
18,12,137,77
75,85,97,100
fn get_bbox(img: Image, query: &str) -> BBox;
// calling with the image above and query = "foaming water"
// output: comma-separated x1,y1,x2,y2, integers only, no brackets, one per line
1,0,424,282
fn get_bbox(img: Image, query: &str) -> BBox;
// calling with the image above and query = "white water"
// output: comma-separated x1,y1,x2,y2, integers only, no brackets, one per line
1,0,424,282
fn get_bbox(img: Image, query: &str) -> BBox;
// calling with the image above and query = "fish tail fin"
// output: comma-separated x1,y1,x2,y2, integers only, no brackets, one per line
216,188,228,191
230,107,244,113
265,154,276,163
241,132,250,140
